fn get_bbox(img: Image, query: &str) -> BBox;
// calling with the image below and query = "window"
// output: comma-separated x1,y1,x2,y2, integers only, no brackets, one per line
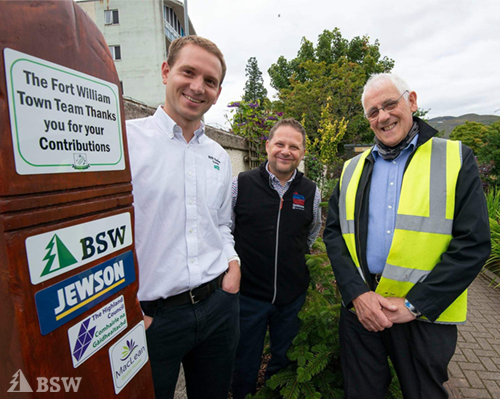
104,10,119,25
109,45,121,60
164,6,183,36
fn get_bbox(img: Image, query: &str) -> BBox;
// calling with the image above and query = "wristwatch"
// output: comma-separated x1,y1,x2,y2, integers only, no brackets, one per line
404,299,422,318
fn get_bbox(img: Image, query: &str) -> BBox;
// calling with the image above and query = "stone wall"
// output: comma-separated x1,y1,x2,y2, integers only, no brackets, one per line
123,98,250,175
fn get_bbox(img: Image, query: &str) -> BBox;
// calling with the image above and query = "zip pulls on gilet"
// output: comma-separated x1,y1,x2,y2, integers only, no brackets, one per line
267,173,286,305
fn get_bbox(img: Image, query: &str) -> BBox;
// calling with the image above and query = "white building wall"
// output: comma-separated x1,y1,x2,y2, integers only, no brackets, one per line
77,0,171,107
226,148,248,176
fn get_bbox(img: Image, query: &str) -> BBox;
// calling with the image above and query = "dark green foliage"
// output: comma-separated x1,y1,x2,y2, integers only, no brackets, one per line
478,121,500,181
448,120,500,188
267,28,394,162
243,57,268,105
449,121,489,155
248,239,404,399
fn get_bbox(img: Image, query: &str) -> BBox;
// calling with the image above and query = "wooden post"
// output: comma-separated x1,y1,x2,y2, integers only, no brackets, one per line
0,1,154,397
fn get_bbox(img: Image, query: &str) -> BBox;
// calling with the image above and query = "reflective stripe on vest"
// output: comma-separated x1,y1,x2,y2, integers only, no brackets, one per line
339,150,371,281
339,138,466,324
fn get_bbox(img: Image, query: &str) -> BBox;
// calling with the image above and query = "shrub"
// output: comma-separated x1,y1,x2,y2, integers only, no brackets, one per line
250,239,403,399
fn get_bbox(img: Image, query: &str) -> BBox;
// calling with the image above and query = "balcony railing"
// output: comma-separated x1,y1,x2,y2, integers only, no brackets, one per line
164,19,181,41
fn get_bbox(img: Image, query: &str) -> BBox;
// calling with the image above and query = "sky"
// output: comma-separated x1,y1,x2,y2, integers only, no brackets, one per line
185,0,500,128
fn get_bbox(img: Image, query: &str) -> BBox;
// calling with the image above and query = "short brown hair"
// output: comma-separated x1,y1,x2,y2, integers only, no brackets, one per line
167,35,227,85
269,118,307,149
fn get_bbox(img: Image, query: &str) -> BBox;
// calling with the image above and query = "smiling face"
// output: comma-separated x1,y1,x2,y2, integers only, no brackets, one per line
266,125,305,183
161,44,222,131
363,82,418,147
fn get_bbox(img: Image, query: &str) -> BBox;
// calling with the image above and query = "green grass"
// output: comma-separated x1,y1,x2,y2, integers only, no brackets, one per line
484,189,500,286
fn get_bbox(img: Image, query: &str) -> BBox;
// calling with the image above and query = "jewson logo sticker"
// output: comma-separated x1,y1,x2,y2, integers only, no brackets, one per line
68,295,127,368
26,212,132,285
109,321,148,394
35,251,135,335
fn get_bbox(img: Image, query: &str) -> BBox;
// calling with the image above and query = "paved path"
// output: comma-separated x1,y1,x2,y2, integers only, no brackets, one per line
173,272,500,399
446,272,500,399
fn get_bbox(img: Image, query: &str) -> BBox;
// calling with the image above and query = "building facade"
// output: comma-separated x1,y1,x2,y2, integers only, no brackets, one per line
77,0,195,107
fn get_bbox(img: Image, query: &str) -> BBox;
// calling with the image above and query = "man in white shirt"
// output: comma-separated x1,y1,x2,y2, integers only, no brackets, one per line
126,36,240,399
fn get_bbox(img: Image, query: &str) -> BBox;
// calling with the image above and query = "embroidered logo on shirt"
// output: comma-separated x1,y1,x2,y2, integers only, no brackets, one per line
292,192,305,211
208,155,221,171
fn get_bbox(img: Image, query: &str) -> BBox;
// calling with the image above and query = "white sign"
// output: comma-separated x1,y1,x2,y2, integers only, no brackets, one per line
3,48,125,174
26,212,132,285
68,296,127,368
109,321,148,394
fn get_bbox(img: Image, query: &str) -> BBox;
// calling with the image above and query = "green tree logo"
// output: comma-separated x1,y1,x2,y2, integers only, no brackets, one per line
40,234,78,277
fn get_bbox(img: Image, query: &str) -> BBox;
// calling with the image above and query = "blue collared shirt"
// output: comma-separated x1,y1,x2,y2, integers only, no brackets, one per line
366,134,419,274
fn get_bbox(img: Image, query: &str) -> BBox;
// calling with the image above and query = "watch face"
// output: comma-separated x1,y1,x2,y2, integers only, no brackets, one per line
405,299,420,317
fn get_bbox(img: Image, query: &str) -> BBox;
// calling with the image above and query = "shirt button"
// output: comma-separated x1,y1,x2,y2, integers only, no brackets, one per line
190,259,195,263
189,200,193,205
388,205,393,209
189,229,193,233
188,171,193,176
387,230,391,234
390,182,394,186
392,161,397,164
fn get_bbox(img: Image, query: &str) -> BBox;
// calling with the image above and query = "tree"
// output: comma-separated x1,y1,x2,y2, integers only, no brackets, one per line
478,121,500,184
227,100,282,164
268,28,394,92
449,121,489,155
243,57,268,105
268,28,395,168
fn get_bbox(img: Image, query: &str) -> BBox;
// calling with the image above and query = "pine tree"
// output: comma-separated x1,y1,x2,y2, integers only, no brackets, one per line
243,57,268,105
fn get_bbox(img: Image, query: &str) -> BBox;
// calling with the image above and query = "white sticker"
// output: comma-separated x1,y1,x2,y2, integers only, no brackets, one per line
68,296,127,368
3,48,125,175
108,321,148,394
26,212,132,285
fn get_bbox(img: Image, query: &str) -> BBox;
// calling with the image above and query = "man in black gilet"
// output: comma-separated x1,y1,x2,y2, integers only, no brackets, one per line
231,119,321,399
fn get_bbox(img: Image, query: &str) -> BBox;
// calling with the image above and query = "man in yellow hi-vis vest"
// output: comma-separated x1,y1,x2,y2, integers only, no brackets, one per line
324,73,490,399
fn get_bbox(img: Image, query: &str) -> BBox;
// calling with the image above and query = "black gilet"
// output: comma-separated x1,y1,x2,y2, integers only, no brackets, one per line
234,163,316,306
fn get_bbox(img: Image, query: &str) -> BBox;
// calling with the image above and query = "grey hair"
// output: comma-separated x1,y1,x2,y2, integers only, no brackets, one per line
361,73,411,112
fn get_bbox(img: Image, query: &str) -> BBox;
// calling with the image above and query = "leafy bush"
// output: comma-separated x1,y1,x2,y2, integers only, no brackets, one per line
250,239,403,399
227,100,283,163
484,189,500,285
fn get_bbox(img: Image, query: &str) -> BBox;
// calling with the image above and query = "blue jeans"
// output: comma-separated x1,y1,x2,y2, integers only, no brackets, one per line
231,292,306,399
144,287,240,399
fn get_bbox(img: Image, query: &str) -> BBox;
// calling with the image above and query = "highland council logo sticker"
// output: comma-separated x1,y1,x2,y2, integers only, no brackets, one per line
68,295,127,368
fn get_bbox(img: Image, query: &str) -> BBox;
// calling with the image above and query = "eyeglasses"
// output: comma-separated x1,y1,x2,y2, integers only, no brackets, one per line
365,90,409,121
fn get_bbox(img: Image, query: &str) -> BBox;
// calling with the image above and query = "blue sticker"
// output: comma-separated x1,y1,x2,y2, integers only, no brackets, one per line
35,251,135,335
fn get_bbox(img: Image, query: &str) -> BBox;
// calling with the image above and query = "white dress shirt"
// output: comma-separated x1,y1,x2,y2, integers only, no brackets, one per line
127,106,237,301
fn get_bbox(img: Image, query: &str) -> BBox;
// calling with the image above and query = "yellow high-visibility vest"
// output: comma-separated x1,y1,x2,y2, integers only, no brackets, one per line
339,138,466,324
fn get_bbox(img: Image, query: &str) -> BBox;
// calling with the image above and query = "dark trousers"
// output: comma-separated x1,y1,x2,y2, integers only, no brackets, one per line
231,292,306,399
144,288,240,399
340,306,457,399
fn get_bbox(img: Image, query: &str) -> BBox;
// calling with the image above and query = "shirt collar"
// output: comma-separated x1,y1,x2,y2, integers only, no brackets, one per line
265,161,297,185
152,106,206,143
372,133,419,162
